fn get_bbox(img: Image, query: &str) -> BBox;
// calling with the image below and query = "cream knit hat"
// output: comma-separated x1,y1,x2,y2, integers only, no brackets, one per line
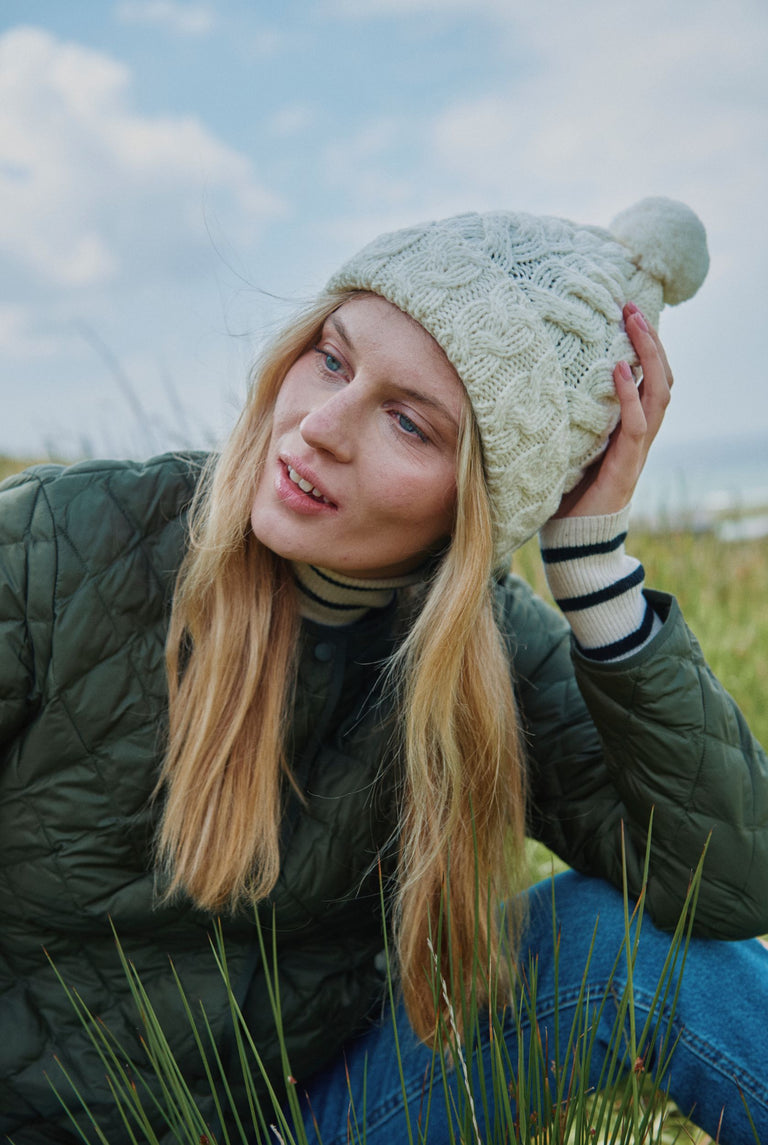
327,197,709,566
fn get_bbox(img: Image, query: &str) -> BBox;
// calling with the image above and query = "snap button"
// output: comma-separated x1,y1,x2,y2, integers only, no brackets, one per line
313,642,334,662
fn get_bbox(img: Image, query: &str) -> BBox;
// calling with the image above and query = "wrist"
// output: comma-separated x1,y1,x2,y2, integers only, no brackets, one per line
540,506,659,661
540,505,632,553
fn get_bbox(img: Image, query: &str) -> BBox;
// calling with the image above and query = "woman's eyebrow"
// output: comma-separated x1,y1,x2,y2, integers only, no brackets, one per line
390,384,459,430
327,312,355,351
327,311,459,431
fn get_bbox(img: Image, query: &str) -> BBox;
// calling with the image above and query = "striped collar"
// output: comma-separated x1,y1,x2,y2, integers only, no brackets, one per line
292,561,424,626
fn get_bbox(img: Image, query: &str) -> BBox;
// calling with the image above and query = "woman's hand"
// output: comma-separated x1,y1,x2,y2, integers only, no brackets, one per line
553,302,673,519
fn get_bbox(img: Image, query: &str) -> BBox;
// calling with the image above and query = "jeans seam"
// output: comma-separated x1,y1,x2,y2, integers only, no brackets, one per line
320,1055,437,1145
676,1023,768,1111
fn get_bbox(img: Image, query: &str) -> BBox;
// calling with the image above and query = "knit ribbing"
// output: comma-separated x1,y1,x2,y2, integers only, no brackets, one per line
292,562,422,626
539,506,661,661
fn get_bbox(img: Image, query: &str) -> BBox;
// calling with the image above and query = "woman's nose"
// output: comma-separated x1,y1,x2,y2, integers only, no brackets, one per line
299,392,355,462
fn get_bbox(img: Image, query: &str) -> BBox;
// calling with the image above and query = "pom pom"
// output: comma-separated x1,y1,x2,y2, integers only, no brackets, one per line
610,197,709,306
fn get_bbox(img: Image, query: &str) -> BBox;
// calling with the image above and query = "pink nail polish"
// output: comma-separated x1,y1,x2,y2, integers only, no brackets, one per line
625,301,639,314
634,311,649,332
618,361,632,381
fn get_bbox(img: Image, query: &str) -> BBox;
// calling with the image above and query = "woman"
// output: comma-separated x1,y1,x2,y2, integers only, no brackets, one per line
1,198,767,1144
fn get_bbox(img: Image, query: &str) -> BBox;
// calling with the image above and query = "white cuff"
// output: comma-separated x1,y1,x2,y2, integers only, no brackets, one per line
539,507,661,661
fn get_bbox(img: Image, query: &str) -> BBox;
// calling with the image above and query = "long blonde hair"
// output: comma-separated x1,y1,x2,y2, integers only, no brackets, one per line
157,290,528,1039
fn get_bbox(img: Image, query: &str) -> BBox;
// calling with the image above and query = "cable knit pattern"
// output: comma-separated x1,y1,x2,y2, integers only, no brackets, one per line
329,200,709,566
539,506,661,661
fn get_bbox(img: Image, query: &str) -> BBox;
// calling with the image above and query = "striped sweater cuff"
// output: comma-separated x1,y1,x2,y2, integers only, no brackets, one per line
539,506,661,662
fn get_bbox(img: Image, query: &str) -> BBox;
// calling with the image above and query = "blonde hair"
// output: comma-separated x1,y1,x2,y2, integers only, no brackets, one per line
157,290,528,1040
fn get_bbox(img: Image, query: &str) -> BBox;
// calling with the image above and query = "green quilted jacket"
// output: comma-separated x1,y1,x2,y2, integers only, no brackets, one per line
1,454,767,1144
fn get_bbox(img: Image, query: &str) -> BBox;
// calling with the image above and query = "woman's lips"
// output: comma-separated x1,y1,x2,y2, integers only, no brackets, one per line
275,458,338,514
286,464,331,503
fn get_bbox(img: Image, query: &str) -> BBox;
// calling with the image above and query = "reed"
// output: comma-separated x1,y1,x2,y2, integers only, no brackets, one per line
43,837,736,1144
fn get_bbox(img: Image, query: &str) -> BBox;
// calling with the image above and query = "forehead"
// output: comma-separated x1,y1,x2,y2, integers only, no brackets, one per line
326,295,467,416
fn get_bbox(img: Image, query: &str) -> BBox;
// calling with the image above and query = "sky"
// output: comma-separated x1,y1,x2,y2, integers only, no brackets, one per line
1,0,767,471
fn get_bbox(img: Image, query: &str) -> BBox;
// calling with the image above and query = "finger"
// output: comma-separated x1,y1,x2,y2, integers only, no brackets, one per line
613,360,647,443
586,362,648,509
622,309,671,435
604,362,647,469
624,302,673,387
642,319,674,389
651,326,673,387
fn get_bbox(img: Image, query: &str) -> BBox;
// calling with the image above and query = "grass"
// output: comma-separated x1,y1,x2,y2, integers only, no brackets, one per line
517,523,768,1144
4,450,767,742
47,842,721,1145
513,524,768,749
3,453,766,1142
0,453,63,482
6,452,765,741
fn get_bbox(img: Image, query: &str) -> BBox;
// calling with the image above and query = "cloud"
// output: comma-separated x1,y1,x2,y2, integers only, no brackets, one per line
0,26,283,291
424,1,768,229
326,0,500,14
0,304,64,357
325,0,767,233
114,1,215,36
268,104,316,138
311,0,764,244
302,0,768,450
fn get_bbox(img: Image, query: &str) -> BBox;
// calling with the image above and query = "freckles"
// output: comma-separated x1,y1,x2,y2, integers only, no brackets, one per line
378,477,455,530
272,392,302,427
377,475,425,513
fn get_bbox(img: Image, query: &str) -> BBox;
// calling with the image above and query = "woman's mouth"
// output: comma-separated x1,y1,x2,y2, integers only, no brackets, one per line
286,465,332,504
275,457,338,513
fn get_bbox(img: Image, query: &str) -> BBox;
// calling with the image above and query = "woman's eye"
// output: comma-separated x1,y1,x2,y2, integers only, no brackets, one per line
395,412,428,442
312,347,344,375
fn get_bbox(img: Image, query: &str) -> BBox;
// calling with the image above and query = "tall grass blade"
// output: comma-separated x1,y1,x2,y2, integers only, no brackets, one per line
45,826,735,1145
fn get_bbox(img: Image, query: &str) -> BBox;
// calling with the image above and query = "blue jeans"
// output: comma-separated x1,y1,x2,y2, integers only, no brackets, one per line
289,872,768,1144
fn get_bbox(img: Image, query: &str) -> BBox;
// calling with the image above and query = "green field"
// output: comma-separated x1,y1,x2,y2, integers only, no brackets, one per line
0,454,59,482
514,525,768,751
3,454,766,1142
521,529,768,1143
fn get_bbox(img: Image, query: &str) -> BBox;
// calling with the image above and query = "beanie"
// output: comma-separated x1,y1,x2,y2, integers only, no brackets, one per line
327,197,709,567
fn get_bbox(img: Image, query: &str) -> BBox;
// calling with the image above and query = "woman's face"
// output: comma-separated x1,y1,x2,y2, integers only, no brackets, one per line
250,295,465,578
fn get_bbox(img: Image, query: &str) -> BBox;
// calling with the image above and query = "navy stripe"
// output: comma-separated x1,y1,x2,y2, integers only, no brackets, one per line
555,564,645,612
295,582,363,611
309,565,374,594
577,600,656,662
541,532,627,564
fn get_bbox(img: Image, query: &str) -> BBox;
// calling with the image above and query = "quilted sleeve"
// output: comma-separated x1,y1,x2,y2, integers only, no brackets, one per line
0,470,56,747
503,575,768,938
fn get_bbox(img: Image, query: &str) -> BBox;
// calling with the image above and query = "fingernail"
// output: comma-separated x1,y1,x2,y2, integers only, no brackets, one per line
618,360,633,381
625,301,639,315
